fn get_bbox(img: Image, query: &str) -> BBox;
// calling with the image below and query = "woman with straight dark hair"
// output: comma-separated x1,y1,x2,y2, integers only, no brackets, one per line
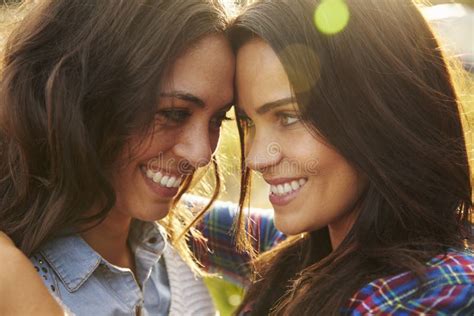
229,0,473,314
0,0,285,314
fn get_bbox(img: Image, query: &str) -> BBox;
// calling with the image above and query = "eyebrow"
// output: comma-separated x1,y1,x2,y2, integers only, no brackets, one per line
256,97,296,115
160,91,205,108
160,91,234,111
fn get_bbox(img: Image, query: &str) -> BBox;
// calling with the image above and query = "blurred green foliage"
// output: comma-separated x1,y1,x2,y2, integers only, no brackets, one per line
204,278,245,316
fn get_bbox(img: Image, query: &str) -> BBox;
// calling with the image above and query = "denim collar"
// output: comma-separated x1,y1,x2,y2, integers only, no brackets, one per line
40,220,167,292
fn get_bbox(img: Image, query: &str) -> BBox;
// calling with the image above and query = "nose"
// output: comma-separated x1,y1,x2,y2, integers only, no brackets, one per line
245,134,282,172
173,124,213,170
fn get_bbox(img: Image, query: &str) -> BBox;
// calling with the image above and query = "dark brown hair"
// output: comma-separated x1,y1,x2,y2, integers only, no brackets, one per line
0,0,228,260
229,0,472,314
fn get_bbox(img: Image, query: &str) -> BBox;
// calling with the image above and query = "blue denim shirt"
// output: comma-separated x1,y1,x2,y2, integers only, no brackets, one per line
30,220,171,316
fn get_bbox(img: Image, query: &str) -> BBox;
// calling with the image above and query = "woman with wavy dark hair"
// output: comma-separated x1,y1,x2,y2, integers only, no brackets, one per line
230,0,473,314
0,0,287,314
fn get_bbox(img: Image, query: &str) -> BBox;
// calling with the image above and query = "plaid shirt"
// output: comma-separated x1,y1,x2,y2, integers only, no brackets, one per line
190,199,285,284
344,249,474,315
190,198,473,314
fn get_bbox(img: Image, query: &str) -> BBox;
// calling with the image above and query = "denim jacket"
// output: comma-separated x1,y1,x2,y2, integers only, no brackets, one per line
30,220,174,316
29,199,283,315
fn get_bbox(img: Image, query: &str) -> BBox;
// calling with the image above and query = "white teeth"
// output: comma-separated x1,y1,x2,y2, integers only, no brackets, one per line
153,172,163,184
270,178,307,197
166,177,175,188
173,177,182,188
291,181,300,190
277,185,284,195
271,186,277,194
160,176,169,186
144,167,181,189
146,169,154,179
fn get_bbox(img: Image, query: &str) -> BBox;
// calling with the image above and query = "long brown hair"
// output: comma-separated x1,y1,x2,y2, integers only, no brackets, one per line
0,0,228,264
229,0,472,314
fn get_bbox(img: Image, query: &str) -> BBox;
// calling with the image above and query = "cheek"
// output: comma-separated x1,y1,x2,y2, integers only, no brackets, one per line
154,127,181,145
279,131,319,169
108,164,134,205
147,127,190,157
315,155,366,214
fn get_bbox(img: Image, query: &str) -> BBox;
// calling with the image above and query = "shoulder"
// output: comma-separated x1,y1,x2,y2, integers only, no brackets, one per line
347,249,474,315
0,233,64,315
0,231,15,247
0,233,36,296
427,248,474,269
0,233,26,279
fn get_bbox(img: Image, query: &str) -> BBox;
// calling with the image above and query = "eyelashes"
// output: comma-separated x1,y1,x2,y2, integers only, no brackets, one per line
155,108,233,129
155,109,192,125
276,112,300,126
237,112,301,129
237,113,254,128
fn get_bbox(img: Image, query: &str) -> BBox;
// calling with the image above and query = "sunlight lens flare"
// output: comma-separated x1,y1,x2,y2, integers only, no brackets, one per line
314,0,350,35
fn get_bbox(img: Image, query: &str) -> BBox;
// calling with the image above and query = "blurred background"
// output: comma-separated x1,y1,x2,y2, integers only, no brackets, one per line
1,1,472,315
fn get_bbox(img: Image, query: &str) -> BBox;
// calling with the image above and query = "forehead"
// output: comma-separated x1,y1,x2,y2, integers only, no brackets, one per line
236,38,292,113
162,34,235,110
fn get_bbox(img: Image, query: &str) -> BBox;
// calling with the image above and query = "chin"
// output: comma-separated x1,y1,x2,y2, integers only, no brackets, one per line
136,211,169,222
274,218,306,236
135,204,172,222
274,214,325,236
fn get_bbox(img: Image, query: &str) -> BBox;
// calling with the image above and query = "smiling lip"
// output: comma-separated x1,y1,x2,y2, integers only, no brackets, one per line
140,167,180,198
265,177,308,206
264,177,305,185
269,185,304,206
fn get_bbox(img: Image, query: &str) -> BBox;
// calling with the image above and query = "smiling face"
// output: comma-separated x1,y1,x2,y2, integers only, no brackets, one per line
110,34,234,222
236,39,366,243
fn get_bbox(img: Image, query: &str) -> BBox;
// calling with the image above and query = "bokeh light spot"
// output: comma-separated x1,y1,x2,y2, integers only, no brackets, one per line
228,294,242,307
314,0,350,35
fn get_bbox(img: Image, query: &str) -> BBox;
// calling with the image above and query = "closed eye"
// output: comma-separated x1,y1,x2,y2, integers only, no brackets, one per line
155,108,192,126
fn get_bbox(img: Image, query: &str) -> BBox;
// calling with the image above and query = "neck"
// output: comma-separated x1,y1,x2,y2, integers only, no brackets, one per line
80,209,136,272
328,208,359,250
